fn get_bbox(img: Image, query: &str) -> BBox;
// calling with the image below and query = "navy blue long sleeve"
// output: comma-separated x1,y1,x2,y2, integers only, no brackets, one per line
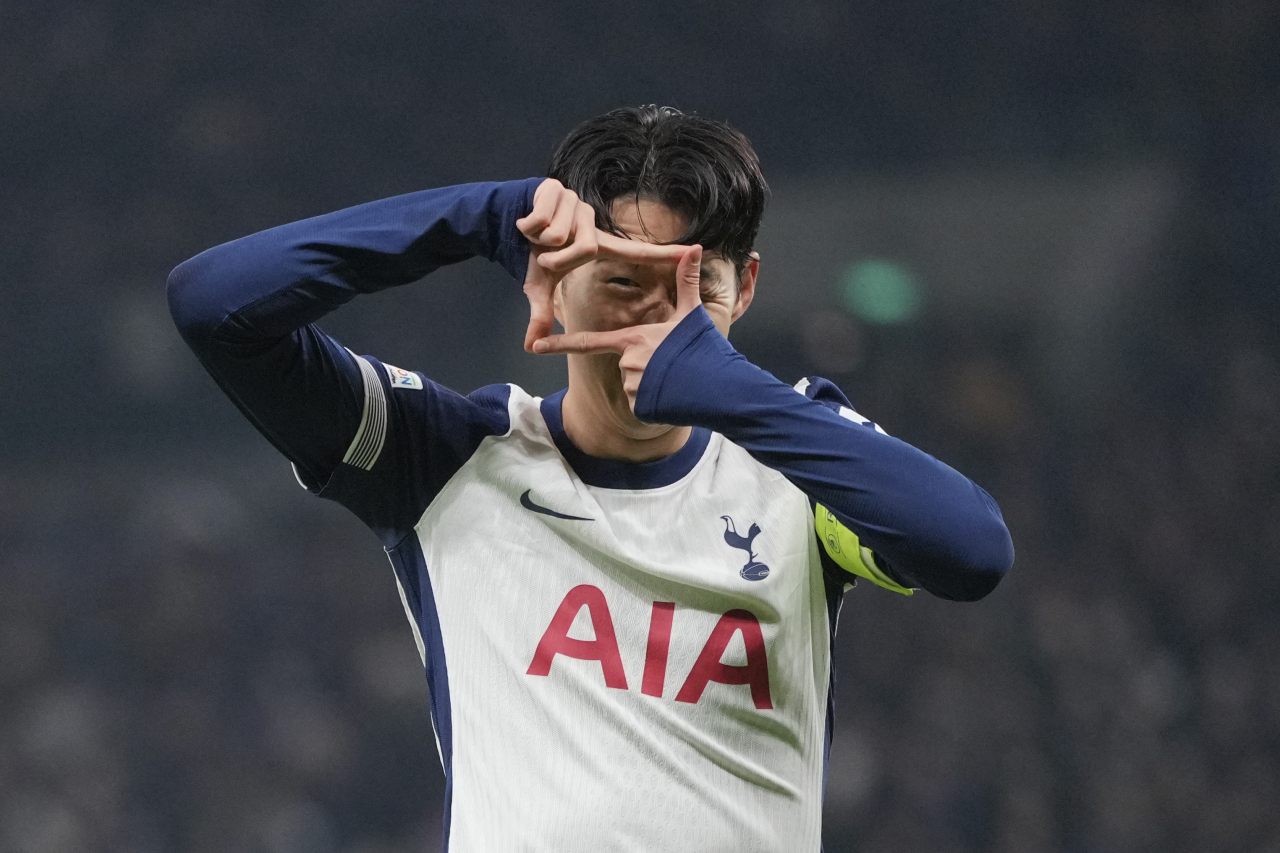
167,179,540,541
634,307,1014,601
168,180,538,480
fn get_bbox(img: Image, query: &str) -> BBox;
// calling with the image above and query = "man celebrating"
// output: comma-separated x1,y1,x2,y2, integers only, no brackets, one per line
168,105,1013,851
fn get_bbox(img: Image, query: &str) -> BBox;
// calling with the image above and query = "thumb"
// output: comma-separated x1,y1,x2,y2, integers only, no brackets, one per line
674,244,703,316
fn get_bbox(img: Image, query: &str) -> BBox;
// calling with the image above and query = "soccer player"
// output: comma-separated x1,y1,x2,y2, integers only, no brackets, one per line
168,105,1013,851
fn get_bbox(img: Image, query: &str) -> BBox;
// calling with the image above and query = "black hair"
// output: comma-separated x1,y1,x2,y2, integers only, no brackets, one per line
547,105,768,277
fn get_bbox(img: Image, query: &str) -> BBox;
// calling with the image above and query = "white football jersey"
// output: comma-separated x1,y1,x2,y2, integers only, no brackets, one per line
391,385,832,852
173,175,1009,853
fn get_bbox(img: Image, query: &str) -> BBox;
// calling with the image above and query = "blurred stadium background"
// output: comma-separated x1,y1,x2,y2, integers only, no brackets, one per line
2,1,1279,851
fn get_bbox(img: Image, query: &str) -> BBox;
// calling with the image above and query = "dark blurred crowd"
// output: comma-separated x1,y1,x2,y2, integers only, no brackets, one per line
2,0,1278,851
815,293,1280,853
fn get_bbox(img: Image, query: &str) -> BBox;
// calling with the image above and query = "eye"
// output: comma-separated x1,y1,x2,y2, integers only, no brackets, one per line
608,277,639,288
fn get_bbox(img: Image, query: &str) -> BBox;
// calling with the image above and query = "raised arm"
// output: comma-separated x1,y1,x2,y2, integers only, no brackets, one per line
643,309,1012,600
167,179,541,488
169,178,695,543
532,247,1013,601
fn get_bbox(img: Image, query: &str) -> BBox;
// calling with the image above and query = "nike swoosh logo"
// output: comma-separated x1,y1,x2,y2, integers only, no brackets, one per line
520,489,594,521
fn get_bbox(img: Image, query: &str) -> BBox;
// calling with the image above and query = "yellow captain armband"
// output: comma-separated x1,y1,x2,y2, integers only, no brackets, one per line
814,504,914,595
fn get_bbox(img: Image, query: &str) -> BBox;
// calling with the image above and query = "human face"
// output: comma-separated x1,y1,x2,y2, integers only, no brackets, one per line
552,198,757,340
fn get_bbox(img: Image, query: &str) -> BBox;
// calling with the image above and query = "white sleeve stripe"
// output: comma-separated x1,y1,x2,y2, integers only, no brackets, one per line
838,404,889,435
796,376,889,434
342,355,388,471
837,405,868,425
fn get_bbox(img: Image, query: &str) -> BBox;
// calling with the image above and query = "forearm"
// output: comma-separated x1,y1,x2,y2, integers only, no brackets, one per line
635,309,1014,601
168,179,539,348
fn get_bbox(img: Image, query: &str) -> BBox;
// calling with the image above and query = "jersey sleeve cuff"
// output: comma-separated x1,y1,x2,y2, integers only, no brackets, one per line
633,306,725,424
494,177,543,281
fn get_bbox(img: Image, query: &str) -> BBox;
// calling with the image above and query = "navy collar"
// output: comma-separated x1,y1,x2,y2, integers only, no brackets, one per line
540,389,711,490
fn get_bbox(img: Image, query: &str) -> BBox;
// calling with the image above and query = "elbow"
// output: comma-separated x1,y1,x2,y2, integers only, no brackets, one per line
934,511,1015,602
899,508,1014,603
946,516,1014,601
166,251,223,347
943,483,1015,601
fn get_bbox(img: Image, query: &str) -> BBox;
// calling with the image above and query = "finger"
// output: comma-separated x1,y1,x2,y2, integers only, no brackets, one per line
531,329,631,356
617,348,647,371
622,370,640,412
537,204,600,272
674,244,703,316
522,266,556,353
537,223,691,273
539,188,580,247
595,231,691,265
515,179,562,239
523,298,556,352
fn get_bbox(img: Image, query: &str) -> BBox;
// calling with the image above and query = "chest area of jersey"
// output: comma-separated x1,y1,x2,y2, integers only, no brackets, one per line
417,435,821,709
422,434,815,601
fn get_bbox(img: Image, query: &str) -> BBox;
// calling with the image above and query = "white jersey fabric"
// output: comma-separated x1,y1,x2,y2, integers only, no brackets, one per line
399,385,831,851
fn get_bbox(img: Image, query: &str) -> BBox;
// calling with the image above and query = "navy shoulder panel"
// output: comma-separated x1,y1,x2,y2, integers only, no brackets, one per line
313,363,511,547
466,383,514,433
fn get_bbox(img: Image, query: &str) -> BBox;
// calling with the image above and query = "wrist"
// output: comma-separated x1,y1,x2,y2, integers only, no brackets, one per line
495,177,545,280
633,307,726,424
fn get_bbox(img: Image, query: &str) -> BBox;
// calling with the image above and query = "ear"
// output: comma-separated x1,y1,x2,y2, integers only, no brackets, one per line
730,253,759,323
552,279,565,327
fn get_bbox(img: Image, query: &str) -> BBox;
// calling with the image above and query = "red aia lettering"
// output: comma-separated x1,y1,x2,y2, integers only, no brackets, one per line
675,609,773,710
641,601,675,697
529,590,772,709
527,584,628,689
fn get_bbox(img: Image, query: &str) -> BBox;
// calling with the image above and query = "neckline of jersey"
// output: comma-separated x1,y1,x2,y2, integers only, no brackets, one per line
539,389,712,490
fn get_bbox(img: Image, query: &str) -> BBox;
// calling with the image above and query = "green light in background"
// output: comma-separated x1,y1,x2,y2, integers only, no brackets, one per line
840,260,922,324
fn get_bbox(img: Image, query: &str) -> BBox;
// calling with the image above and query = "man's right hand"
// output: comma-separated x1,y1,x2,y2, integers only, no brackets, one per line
516,178,690,353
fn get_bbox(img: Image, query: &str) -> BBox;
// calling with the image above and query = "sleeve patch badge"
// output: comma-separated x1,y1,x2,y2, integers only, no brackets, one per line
383,364,423,390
